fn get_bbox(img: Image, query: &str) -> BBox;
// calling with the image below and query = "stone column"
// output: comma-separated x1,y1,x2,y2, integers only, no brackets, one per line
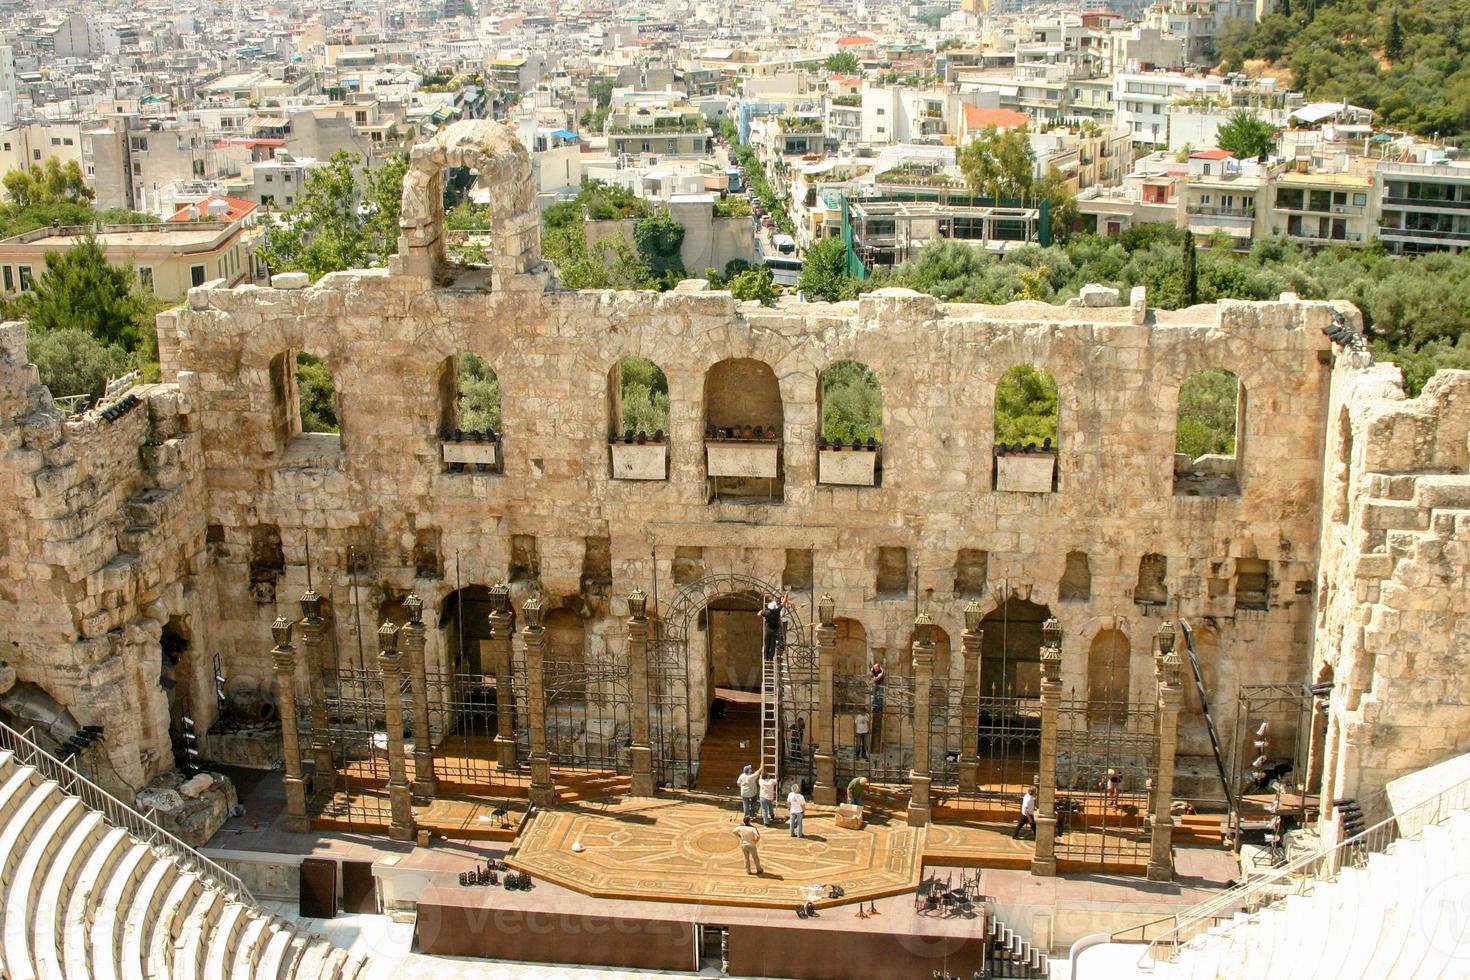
907,613,935,827
1031,618,1064,877
1149,642,1184,883
377,621,415,842
401,593,437,797
958,603,983,793
626,589,655,797
270,617,309,833
522,598,555,807
813,595,837,806
297,590,335,794
488,584,518,770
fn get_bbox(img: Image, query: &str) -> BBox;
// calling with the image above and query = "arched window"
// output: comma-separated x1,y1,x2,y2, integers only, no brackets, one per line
608,356,670,480
1087,629,1131,726
993,364,1059,492
818,360,883,486
295,352,338,433
1174,368,1243,496
438,353,502,473
270,350,341,458
703,357,784,501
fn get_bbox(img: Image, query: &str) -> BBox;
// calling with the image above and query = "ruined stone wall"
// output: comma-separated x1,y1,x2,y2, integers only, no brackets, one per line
0,323,215,794
155,268,1340,793
1313,358,1470,824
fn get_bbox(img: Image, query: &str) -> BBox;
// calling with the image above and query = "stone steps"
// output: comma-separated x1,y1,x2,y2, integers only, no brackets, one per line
0,748,363,980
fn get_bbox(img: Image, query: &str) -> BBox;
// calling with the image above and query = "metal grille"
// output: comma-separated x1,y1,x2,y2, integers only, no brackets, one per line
649,628,692,787
926,677,966,788
835,675,914,785
519,647,631,771
318,667,395,829
1054,694,1158,869
974,695,1042,802
423,671,521,789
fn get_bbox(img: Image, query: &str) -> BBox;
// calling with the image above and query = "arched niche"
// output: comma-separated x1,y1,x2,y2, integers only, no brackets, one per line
1174,367,1244,496
543,608,587,700
438,585,497,674
437,353,502,473
607,355,671,480
703,357,784,500
979,597,1053,698
993,364,1059,492
1086,628,1131,726
818,359,884,486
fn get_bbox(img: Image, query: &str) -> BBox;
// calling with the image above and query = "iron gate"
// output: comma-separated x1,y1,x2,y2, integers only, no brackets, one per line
516,645,631,771
975,695,1043,803
836,675,914,785
1055,694,1158,869
422,671,520,789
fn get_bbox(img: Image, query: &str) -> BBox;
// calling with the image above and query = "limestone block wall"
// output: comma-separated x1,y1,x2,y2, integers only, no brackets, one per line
157,272,1340,792
1314,359,1470,824
0,323,215,794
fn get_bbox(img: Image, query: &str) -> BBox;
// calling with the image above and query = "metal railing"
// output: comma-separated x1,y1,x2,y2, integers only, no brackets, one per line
1120,773,1470,966
0,720,253,903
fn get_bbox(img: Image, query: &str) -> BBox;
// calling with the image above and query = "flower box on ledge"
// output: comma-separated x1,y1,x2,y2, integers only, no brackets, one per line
818,439,880,486
705,427,780,478
442,431,501,471
994,444,1056,493
609,433,668,480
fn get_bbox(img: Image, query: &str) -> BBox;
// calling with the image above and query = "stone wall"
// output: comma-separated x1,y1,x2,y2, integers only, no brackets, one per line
152,258,1340,794
0,322,215,795
1313,357,1470,825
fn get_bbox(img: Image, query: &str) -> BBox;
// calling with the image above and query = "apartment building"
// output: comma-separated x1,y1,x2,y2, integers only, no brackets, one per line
1267,170,1375,247
1114,71,1225,147
605,95,710,159
0,121,83,187
1177,149,1270,248
1375,159,1470,255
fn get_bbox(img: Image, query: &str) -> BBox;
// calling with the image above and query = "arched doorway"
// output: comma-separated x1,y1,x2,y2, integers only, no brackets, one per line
1087,628,1131,727
980,597,1053,699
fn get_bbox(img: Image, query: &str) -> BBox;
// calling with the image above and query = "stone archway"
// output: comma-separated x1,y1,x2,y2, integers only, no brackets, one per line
392,120,539,281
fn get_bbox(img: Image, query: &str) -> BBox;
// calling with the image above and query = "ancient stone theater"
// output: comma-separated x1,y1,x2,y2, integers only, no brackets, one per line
0,120,1467,979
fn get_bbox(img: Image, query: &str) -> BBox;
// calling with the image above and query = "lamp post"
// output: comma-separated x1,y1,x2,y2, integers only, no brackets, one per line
627,588,655,796
401,592,437,797
908,612,935,827
958,600,983,793
487,583,517,769
298,588,335,794
271,616,309,832
522,597,554,807
376,620,415,840
813,594,837,805
1149,620,1183,882
1031,616,1063,877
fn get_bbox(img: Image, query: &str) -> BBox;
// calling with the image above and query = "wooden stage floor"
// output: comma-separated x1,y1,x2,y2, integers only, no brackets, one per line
506,795,926,908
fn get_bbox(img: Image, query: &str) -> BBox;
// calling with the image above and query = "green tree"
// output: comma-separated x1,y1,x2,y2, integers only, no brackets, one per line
256,151,405,279
1183,230,1199,306
1176,368,1240,458
728,265,778,306
994,365,1058,446
633,210,686,275
455,352,501,431
1215,111,1277,160
616,355,670,434
28,328,133,402
959,126,1035,201
821,360,883,442
1385,8,1404,61
824,51,861,74
9,237,149,348
798,236,855,301
2,158,93,209
295,352,339,433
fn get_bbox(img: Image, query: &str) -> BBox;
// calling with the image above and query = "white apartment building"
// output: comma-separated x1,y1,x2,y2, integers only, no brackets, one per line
1114,71,1226,147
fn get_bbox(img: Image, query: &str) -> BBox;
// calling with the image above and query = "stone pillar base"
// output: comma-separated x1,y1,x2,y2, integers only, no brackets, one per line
283,775,307,830
389,784,415,841
907,772,931,827
284,815,311,834
1030,856,1057,877
530,756,555,807
958,760,978,793
311,750,336,793
1146,859,1174,882
813,753,837,806
630,745,655,797
412,777,438,798
1031,813,1058,877
494,735,518,770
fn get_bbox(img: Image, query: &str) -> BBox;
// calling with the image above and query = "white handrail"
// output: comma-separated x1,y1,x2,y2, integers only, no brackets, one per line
1137,772,1470,965
0,720,253,903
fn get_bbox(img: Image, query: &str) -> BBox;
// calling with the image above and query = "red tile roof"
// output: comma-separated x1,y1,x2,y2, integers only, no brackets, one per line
1189,149,1235,160
964,106,1031,130
838,35,876,46
166,195,259,223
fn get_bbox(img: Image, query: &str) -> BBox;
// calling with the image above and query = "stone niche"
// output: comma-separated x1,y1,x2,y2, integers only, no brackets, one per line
707,441,779,478
818,447,879,486
995,451,1057,493
610,441,668,480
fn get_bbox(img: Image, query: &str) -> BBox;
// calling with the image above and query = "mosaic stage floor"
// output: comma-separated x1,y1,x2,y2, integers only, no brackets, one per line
506,796,925,908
